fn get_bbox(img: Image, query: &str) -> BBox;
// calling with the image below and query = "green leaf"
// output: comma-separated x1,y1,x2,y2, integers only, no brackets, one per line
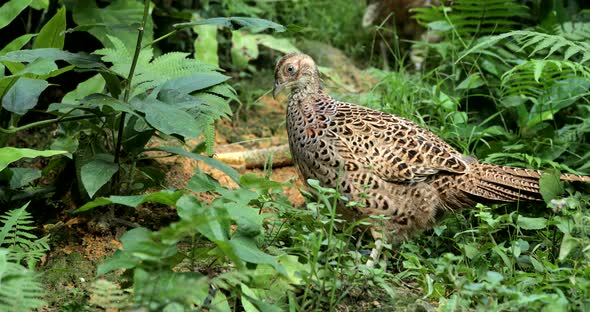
80,154,119,198
0,0,32,29
0,48,105,69
186,169,221,193
193,24,219,66
0,202,30,243
156,146,240,183
72,0,153,48
456,73,485,90
130,97,200,139
231,31,259,70
516,216,547,230
558,232,579,262
9,168,41,188
175,17,285,32
1,78,48,115
254,34,300,54
229,234,286,276
10,58,57,77
239,173,284,191
0,147,67,171
75,190,183,213
0,34,35,56
176,195,231,244
33,6,66,49
97,228,153,275
159,72,230,95
539,169,565,204
61,74,106,105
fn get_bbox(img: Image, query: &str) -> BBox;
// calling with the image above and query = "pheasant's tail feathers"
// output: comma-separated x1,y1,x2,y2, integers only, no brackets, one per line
560,173,590,182
457,164,543,203
459,164,590,204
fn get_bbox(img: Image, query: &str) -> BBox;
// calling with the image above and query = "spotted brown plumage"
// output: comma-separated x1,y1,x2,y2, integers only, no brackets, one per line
273,53,590,240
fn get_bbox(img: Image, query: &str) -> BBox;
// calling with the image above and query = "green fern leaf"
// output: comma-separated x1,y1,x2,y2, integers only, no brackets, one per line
89,279,130,310
0,249,46,311
0,203,50,268
413,0,529,38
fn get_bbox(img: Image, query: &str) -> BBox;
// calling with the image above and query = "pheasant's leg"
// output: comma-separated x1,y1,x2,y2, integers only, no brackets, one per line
366,228,385,268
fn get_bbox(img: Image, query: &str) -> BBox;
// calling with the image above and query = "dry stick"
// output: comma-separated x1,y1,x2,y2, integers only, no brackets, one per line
214,144,293,169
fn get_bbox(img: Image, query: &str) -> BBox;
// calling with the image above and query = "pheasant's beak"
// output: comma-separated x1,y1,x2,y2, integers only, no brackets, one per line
272,81,285,99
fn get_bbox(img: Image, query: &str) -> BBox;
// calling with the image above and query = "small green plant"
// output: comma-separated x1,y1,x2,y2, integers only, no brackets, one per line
0,202,48,311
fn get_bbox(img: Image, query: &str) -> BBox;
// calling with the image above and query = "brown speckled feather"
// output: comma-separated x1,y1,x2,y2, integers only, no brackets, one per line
273,53,590,240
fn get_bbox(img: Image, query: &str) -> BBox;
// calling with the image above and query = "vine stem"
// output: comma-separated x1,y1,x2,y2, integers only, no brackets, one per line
113,0,150,164
0,114,95,134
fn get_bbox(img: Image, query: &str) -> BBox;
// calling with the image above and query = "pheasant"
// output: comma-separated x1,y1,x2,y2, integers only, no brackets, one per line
272,53,590,247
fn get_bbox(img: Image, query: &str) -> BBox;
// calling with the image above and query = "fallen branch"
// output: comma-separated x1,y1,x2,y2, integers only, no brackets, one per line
214,144,293,169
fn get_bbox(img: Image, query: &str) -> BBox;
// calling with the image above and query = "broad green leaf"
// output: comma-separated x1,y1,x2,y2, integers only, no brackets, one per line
240,284,261,312
61,74,106,105
187,169,221,193
0,34,35,56
80,154,119,198
1,78,48,115
230,235,286,276
30,0,47,10
0,147,66,171
157,146,240,183
9,167,41,188
49,136,77,157
558,233,579,262
80,94,137,115
456,73,485,90
10,58,57,77
175,17,285,32
0,0,32,29
0,48,105,69
269,254,309,285
33,6,66,49
130,97,200,139
193,23,219,66
72,0,153,48
159,72,230,96
539,169,564,204
239,173,284,190
96,228,151,275
254,34,300,54
210,290,231,312
75,190,183,212
231,31,259,70
516,216,547,230
175,195,230,243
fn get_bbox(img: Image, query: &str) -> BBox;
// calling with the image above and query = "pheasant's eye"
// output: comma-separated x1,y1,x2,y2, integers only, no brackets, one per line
287,64,296,74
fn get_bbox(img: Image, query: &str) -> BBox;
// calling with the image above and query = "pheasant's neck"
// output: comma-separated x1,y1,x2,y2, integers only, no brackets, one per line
289,79,320,104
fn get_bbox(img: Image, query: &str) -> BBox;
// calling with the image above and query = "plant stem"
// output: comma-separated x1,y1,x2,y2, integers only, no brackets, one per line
142,29,178,49
0,115,95,134
113,0,150,165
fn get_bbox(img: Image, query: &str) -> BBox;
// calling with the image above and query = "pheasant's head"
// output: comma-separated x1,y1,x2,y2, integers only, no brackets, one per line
273,53,321,99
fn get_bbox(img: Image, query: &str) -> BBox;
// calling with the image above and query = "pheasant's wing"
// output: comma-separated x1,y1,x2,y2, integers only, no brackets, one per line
330,102,472,183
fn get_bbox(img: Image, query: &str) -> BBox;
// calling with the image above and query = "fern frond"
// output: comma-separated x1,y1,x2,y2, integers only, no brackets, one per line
460,31,590,64
94,36,219,96
88,279,130,310
502,60,590,98
0,249,46,311
204,122,215,157
0,203,50,268
413,0,529,37
553,21,590,42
